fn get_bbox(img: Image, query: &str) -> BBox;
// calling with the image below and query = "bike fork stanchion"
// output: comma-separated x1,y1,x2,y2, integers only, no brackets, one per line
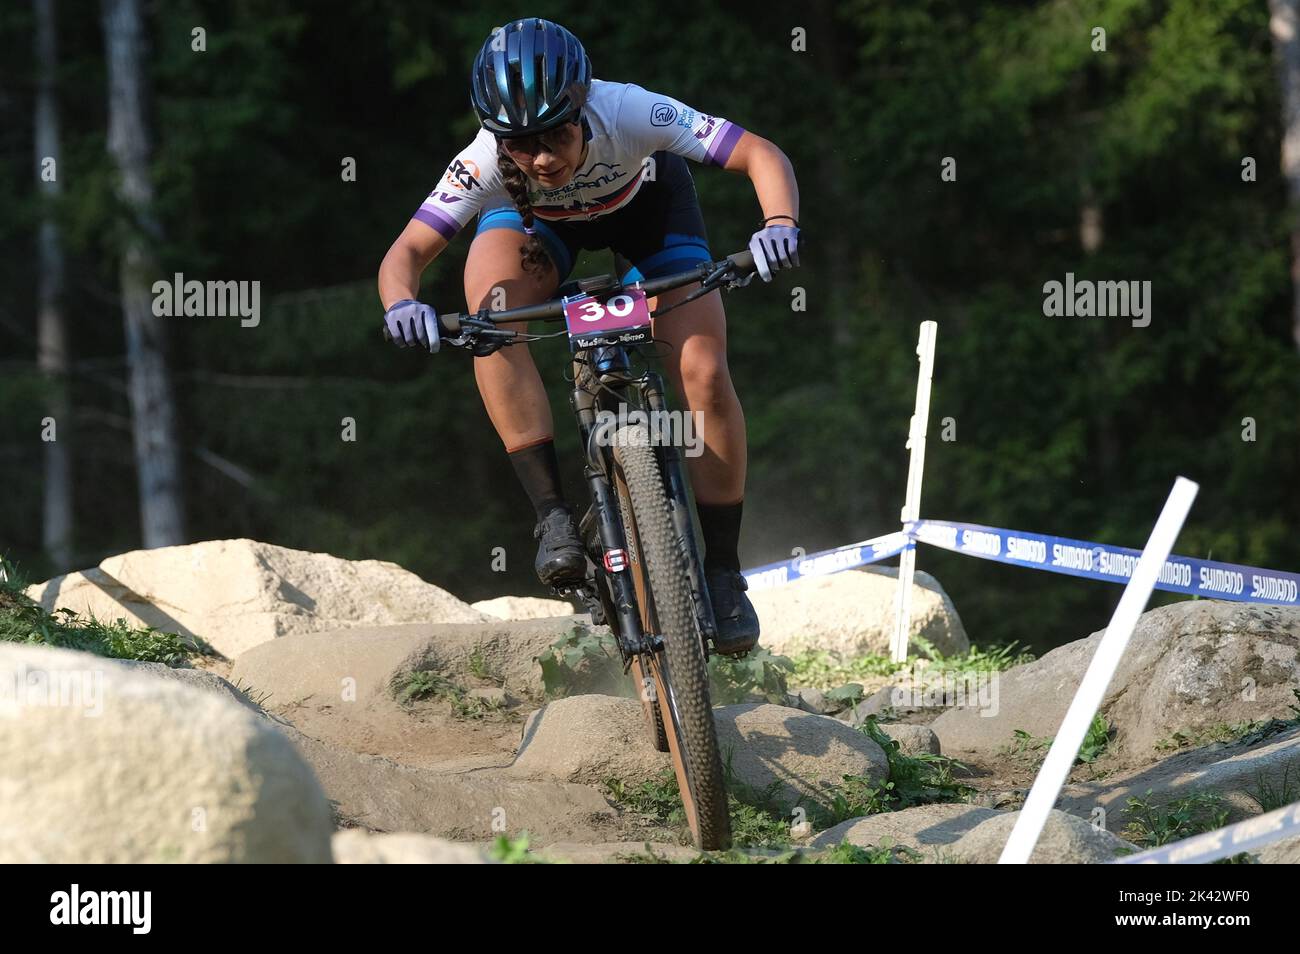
644,373,717,646
891,320,938,664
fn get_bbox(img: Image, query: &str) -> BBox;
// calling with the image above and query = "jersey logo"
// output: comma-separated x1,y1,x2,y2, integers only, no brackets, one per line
444,158,481,191
650,103,678,126
694,115,717,140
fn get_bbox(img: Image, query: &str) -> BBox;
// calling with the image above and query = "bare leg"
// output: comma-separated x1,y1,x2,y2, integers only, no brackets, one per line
463,228,560,450
650,284,747,504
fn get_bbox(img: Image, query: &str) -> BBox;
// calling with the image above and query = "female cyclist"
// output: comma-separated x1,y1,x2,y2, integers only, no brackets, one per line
377,17,800,656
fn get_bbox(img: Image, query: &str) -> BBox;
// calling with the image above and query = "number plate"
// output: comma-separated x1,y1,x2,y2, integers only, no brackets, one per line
563,287,652,351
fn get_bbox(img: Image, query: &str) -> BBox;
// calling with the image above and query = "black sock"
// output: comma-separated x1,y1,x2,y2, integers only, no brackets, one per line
697,499,744,573
508,439,567,521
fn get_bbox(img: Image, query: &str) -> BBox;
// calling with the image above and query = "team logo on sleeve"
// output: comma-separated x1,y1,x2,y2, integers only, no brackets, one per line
444,158,481,191
650,103,678,126
694,115,717,140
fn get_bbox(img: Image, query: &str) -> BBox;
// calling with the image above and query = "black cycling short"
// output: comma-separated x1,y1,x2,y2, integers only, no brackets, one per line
475,150,711,282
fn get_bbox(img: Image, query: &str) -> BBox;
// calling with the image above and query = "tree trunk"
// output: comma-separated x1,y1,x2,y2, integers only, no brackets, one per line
35,0,74,569
101,0,185,546
1269,0,1300,351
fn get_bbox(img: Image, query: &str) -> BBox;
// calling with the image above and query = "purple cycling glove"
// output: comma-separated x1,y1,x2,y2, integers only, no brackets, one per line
383,299,440,352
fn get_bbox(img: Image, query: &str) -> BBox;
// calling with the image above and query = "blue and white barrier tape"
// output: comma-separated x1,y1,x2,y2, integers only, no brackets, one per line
741,531,911,592
913,519,1300,606
1112,800,1300,864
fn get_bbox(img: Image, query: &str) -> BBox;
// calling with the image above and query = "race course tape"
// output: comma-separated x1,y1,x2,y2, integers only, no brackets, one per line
742,531,911,592
1112,800,1300,864
913,519,1300,606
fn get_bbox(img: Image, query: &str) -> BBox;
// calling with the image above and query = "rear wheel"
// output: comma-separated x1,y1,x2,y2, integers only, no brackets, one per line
614,425,730,850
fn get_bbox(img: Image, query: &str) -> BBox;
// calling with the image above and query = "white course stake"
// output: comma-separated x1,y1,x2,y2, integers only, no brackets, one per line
891,321,938,663
998,476,1199,864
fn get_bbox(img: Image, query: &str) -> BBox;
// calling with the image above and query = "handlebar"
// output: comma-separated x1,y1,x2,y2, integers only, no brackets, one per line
437,249,757,345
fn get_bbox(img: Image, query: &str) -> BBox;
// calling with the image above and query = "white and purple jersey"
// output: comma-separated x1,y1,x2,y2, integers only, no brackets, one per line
413,79,745,239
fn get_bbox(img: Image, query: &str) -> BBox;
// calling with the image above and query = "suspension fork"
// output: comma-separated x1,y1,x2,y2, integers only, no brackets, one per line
641,371,718,645
570,371,653,658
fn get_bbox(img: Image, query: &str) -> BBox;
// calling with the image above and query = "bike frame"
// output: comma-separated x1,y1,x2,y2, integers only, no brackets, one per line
566,344,718,667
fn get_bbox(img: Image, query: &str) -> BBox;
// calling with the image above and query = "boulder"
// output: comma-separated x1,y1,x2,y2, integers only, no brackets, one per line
0,643,332,863
750,566,968,659
932,601,1300,766
473,596,577,620
715,704,890,810
332,829,497,864
1059,726,1300,825
811,803,1001,857
26,538,488,659
116,659,262,713
948,808,1139,863
511,695,671,787
881,723,941,756
281,724,619,845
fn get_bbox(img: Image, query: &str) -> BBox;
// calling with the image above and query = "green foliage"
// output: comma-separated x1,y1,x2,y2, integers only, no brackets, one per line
1005,714,1111,766
913,639,1036,675
537,625,623,699
826,718,975,824
1078,715,1113,764
0,558,193,666
392,669,503,719
1153,693,1300,753
1122,791,1231,852
1246,766,1299,813
790,650,904,689
488,834,545,864
708,647,794,705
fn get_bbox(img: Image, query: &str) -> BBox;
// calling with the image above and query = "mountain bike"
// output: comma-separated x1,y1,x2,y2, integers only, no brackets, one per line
434,249,758,851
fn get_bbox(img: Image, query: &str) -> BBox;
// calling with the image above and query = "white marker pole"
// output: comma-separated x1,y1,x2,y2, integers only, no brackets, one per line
998,476,1199,864
891,321,937,663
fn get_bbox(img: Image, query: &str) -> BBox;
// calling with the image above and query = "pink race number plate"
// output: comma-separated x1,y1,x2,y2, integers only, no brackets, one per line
564,287,652,350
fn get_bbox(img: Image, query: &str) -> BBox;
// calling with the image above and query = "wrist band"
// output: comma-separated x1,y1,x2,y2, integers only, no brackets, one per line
761,214,798,227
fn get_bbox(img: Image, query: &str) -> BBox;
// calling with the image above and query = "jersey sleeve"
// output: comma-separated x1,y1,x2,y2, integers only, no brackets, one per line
411,128,506,240
613,83,746,167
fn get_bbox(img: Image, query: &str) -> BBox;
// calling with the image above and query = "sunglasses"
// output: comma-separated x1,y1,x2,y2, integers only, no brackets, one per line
499,120,581,160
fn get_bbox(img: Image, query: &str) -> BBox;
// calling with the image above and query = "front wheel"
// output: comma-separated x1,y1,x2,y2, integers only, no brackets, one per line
614,425,730,850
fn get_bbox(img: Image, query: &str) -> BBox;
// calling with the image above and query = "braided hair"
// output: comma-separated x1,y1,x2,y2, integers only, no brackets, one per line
496,143,553,279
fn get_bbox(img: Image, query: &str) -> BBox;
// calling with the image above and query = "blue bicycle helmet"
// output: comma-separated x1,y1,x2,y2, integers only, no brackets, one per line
470,18,592,137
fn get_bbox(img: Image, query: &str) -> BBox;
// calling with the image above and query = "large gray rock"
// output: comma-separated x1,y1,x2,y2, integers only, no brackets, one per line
749,566,968,659
0,643,332,863
116,659,262,713
281,724,618,845
811,803,1002,857
715,704,891,810
1257,835,1300,864
511,695,671,786
949,808,1138,863
26,538,488,659
229,618,604,770
1060,727,1300,825
332,829,498,864
932,601,1300,766
473,595,576,620
881,723,941,756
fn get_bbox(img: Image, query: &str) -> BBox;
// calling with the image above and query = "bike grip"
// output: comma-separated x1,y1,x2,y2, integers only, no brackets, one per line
727,249,756,273
439,312,463,335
